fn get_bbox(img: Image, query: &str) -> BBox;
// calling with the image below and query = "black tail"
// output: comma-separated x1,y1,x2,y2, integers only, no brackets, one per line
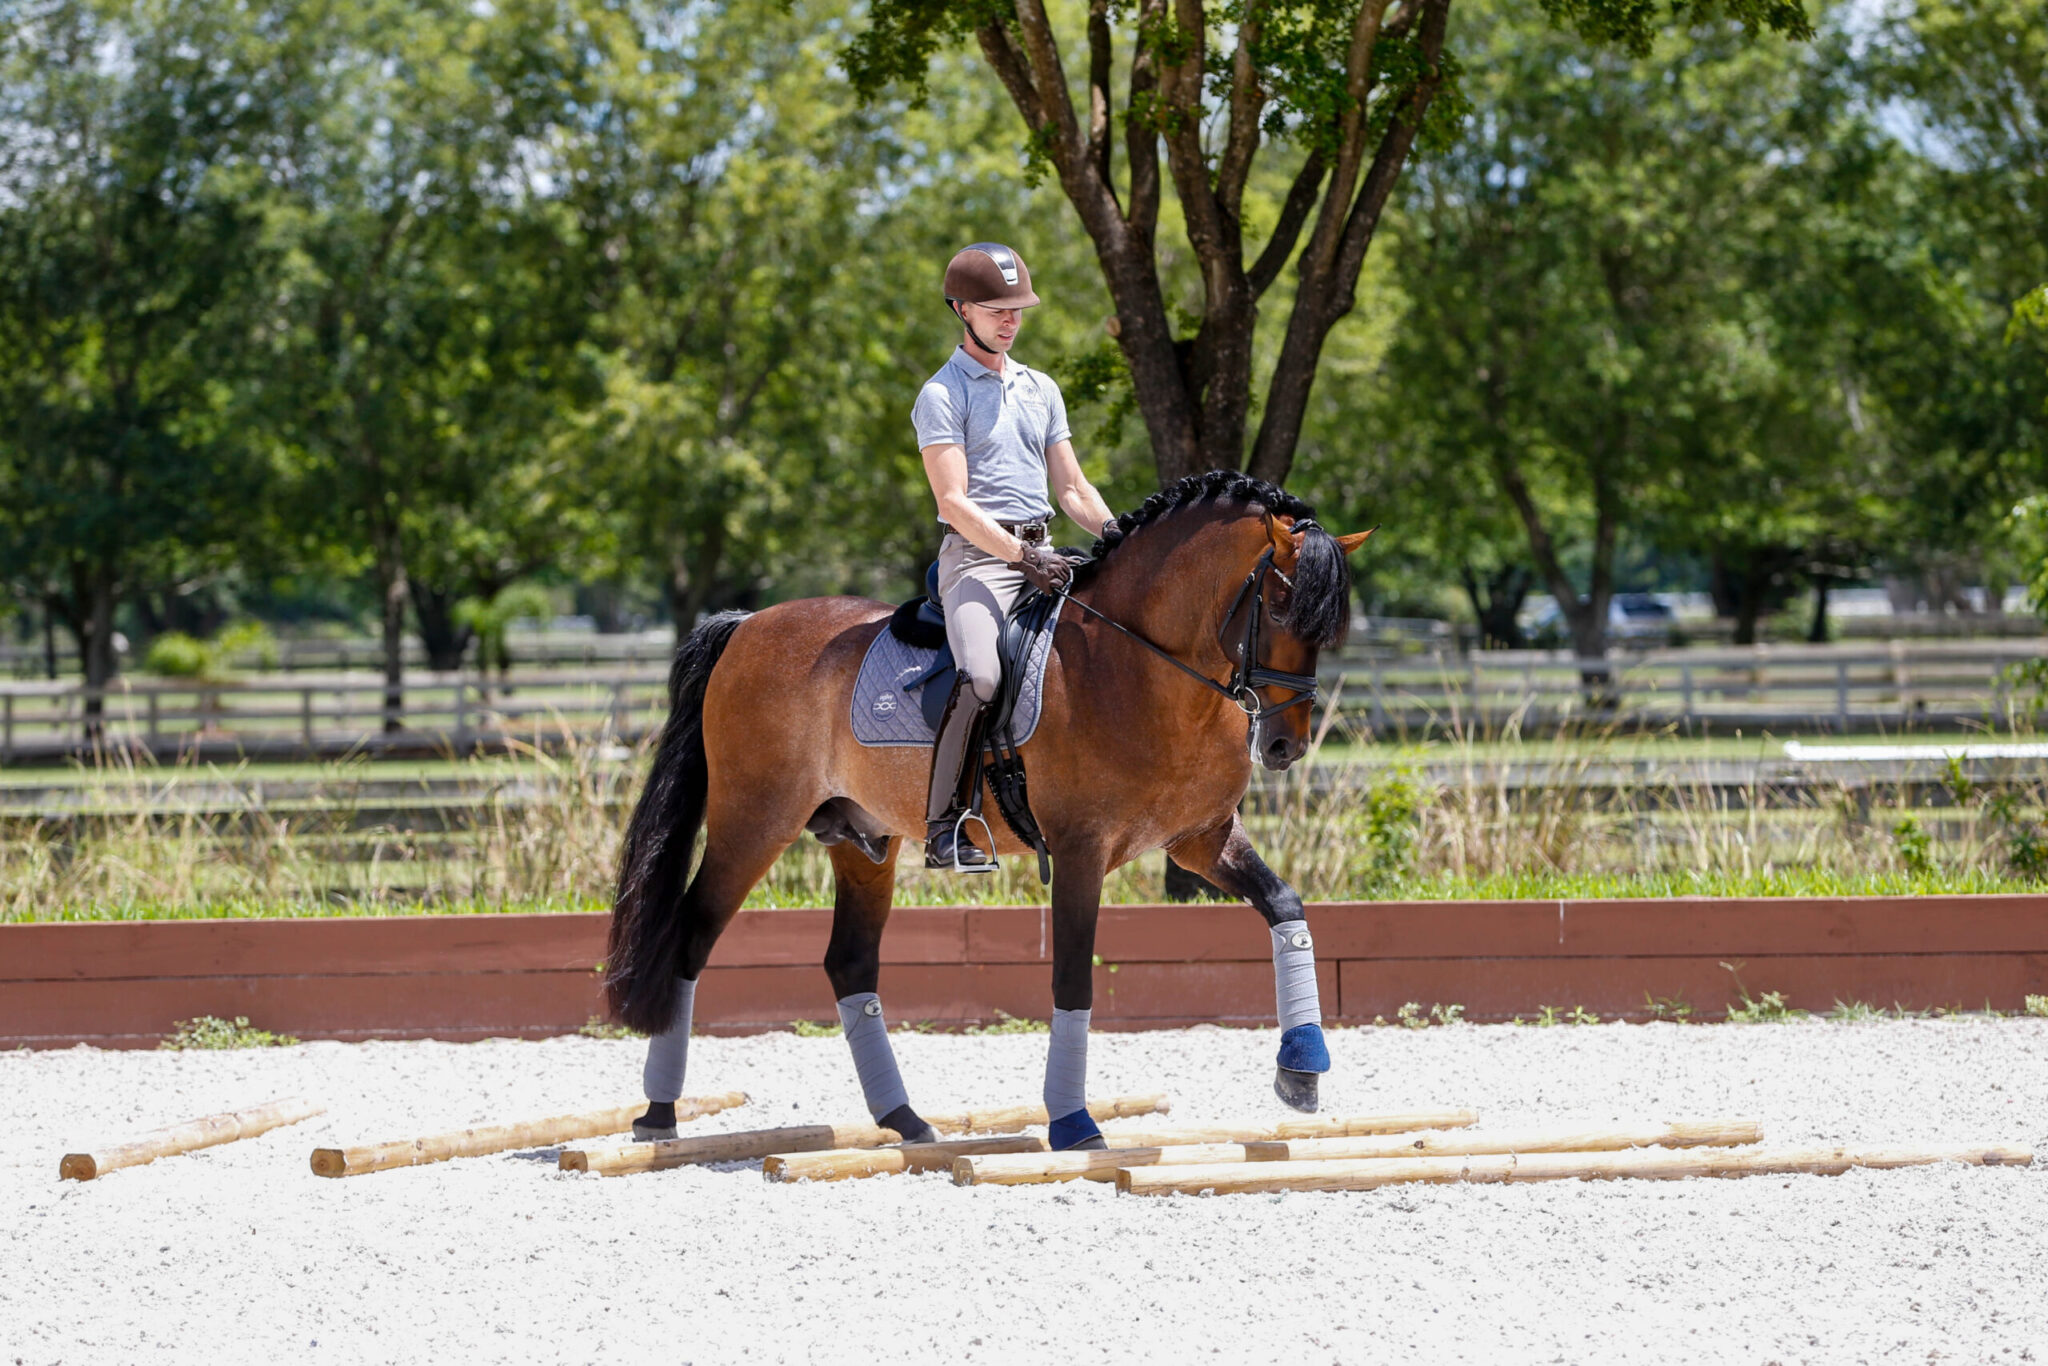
605,609,750,1033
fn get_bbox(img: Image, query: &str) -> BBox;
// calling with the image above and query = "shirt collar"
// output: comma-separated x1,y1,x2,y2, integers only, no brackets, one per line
949,345,1021,385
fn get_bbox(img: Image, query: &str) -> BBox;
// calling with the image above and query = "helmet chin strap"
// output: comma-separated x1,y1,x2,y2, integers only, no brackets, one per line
952,301,1001,359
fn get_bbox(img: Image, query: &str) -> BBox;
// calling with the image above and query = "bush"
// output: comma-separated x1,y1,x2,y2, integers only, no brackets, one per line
143,632,210,678
161,1015,298,1050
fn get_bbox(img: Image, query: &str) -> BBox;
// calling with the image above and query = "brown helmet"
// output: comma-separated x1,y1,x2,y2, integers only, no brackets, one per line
943,242,1040,310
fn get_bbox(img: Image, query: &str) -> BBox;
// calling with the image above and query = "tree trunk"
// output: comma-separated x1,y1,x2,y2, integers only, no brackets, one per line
410,586,473,673
64,568,120,741
666,520,730,641
1806,573,1832,644
1459,564,1531,650
373,534,409,733
41,601,58,681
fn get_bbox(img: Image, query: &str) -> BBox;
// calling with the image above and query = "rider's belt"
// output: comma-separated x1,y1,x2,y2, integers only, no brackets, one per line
943,520,1048,543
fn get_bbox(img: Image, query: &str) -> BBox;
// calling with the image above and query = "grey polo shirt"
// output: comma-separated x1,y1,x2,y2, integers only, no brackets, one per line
912,346,1071,524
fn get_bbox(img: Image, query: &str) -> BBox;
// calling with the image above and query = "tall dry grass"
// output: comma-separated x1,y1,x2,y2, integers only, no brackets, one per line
3,713,2043,921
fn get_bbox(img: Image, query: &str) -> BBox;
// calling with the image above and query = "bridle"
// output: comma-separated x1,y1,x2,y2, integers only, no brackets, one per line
1057,525,1323,759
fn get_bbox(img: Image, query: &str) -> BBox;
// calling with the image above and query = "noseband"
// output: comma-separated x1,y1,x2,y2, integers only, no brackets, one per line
1059,525,1323,756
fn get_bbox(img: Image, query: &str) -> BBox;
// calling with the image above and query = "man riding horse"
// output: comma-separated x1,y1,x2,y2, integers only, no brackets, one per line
915,241,1118,872
613,240,1376,1149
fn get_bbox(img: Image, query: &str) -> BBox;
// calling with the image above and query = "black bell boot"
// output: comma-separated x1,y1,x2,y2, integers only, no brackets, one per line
924,677,997,873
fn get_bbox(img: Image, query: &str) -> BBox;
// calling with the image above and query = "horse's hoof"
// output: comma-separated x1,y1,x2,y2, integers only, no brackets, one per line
877,1103,939,1145
1049,1109,1106,1151
632,1102,678,1141
1274,1066,1321,1113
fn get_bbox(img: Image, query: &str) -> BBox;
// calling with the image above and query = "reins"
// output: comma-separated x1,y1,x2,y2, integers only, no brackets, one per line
1056,530,1322,731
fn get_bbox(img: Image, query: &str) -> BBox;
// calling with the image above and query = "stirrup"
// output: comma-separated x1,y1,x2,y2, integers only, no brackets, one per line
927,809,999,874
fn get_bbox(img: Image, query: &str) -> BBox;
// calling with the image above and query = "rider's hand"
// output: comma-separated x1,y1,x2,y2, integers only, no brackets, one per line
1011,541,1073,593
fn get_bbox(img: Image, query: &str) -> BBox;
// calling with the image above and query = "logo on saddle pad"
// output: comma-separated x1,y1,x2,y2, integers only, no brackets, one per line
872,691,899,719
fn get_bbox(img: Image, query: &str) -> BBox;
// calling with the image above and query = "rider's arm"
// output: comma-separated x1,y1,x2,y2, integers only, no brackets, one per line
1046,439,1114,534
922,442,1025,562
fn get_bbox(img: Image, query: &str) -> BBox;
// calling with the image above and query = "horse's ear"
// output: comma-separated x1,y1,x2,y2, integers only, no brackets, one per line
1265,512,1300,567
1335,526,1378,557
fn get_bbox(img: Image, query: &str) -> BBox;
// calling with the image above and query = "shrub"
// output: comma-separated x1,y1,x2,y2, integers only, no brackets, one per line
161,1015,298,1050
143,632,210,678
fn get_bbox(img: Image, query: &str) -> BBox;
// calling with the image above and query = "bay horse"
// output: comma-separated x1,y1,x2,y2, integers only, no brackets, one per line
606,470,1372,1149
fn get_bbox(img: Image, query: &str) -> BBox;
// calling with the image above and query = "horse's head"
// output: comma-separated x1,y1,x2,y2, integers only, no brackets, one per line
1227,511,1374,772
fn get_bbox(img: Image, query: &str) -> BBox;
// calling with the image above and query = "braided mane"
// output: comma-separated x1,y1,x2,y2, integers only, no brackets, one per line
1080,469,1352,648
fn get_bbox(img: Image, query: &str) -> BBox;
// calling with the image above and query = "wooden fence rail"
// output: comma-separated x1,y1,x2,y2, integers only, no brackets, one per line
5,895,2045,1048
2,641,2041,762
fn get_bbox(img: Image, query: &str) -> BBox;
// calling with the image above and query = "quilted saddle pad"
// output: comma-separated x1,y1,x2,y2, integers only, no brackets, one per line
848,599,1063,748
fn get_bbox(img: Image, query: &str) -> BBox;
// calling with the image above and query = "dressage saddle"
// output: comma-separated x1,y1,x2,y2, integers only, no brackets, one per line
884,559,1071,882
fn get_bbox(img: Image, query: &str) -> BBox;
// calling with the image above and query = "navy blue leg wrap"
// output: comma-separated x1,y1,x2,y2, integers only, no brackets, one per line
1049,1108,1104,1151
1278,1022,1331,1073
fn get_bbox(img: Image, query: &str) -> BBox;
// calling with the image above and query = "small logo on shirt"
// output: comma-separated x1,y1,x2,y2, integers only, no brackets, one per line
872,691,898,719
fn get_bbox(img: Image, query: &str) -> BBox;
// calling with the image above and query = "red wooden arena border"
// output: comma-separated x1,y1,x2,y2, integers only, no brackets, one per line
4,896,2046,1048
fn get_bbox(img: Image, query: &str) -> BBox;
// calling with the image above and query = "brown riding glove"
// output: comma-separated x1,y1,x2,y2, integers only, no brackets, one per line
1011,540,1074,593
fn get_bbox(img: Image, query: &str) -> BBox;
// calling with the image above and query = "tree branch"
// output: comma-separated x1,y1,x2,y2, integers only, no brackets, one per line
1087,0,1114,193
1248,149,1327,298
1296,0,1394,285
1012,0,1084,163
1124,0,1166,240
976,21,1048,131
1215,2,1267,219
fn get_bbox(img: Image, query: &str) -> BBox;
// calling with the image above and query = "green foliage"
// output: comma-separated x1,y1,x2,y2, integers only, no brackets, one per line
1892,818,1935,877
141,621,278,678
161,1015,298,1050
2025,995,2048,1019
577,1017,643,1041
1394,1001,1465,1028
1644,993,1695,1022
1518,1004,1600,1026
143,634,211,679
1721,961,1805,1021
790,1019,843,1037
1347,765,1424,889
964,1011,1051,1035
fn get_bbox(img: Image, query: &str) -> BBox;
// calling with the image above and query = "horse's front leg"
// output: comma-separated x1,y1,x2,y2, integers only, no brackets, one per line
1045,850,1108,1151
1168,813,1329,1113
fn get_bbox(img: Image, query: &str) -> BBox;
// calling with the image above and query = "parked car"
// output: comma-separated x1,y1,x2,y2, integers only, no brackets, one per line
1523,592,1678,644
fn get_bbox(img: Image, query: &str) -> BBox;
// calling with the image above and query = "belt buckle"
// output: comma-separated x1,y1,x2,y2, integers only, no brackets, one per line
1019,523,1046,544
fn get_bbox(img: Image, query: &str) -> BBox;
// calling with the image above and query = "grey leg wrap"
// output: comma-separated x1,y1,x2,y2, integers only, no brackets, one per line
1270,920,1322,1030
836,992,911,1120
641,976,698,1104
1043,1007,1091,1119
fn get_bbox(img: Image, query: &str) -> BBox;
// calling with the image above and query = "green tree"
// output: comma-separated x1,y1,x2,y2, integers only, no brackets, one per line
0,0,301,720
1332,7,1870,668
259,0,601,720
844,0,1809,490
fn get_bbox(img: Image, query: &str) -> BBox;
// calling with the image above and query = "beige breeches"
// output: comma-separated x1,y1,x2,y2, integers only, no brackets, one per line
936,533,1027,704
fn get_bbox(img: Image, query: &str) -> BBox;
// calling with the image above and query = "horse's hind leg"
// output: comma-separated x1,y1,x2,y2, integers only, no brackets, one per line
820,838,939,1143
637,803,809,1138
1168,813,1329,1113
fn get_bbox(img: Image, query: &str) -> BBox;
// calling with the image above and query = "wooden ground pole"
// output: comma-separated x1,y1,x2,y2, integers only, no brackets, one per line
772,1108,1485,1185
61,1097,326,1181
310,1091,745,1177
957,1119,1758,1186
563,1092,1175,1177
1116,1141,2036,1196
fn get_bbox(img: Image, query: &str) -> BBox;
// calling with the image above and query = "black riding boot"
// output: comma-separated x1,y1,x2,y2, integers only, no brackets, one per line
925,677,996,873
